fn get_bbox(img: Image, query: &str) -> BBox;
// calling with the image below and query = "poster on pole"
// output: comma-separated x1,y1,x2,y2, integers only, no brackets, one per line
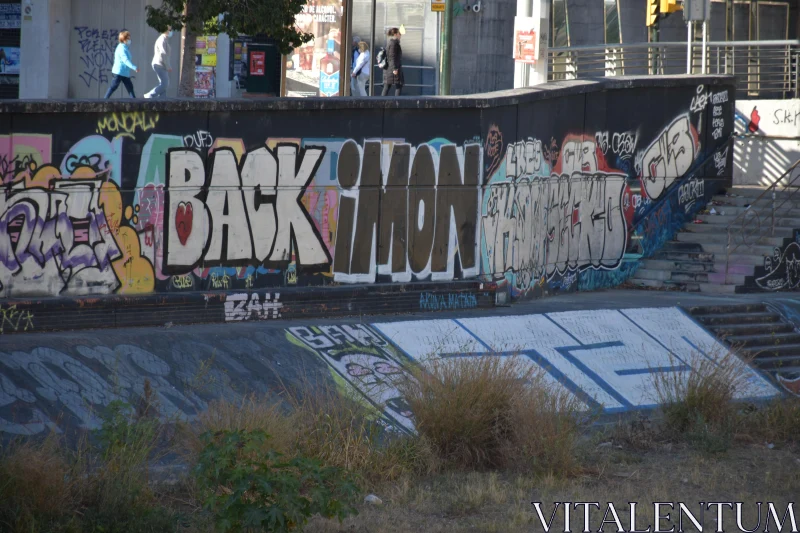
513,17,537,64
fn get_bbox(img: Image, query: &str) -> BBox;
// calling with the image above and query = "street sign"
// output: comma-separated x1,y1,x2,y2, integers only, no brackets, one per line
684,0,711,22
431,0,445,12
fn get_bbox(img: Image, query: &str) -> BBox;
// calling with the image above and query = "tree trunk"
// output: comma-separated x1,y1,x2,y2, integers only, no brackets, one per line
178,0,199,97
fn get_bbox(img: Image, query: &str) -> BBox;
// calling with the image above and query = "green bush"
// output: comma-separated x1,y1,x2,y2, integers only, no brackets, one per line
194,430,360,533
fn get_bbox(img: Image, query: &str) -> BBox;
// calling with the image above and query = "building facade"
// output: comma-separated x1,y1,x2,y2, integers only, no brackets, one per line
6,0,800,100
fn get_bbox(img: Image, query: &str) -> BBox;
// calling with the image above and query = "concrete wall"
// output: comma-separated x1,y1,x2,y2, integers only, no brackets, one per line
734,99,800,187
0,305,779,436
451,0,516,95
68,0,182,99
0,76,734,310
19,0,71,99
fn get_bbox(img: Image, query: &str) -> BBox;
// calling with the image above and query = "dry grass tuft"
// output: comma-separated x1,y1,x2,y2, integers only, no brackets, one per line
0,434,81,531
400,355,585,474
652,350,749,433
738,396,800,446
188,393,298,457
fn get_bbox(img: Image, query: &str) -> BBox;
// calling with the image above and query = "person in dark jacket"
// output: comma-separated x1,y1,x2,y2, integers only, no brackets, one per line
382,28,403,96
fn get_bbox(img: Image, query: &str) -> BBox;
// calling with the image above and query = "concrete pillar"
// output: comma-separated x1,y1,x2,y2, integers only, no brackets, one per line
530,0,549,86
20,0,71,98
513,0,531,88
215,33,231,98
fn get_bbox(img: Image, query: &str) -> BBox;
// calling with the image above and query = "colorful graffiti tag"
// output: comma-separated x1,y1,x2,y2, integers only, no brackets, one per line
1,81,732,303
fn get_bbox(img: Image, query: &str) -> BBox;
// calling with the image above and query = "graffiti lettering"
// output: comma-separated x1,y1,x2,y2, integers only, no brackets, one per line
165,145,331,272
96,112,160,139
690,85,729,114
183,130,214,149
756,242,800,291
333,141,481,283
677,177,705,212
73,27,119,89
419,292,478,311
224,292,282,321
0,304,34,334
639,115,696,200
505,138,543,179
611,131,637,158
773,108,800,126
286,325,414,433
714,146,729,176
171,274,194,290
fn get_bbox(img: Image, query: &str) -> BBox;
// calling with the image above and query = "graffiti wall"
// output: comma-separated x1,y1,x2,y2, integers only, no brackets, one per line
0,77,734,306
0,306,779,436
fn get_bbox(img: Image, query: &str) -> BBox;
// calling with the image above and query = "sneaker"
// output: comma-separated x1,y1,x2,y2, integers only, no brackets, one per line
144,92,153,99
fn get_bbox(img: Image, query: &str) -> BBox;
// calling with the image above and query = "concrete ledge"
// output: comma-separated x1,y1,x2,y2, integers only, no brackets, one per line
0,75,735,114
0,280,497,334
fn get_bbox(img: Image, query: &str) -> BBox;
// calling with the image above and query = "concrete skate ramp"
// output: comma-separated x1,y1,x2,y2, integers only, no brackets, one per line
0,306,780,437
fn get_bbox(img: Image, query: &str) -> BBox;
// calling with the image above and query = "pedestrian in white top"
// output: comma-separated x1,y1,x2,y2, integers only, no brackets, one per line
144,27,173,98
351,42,370,97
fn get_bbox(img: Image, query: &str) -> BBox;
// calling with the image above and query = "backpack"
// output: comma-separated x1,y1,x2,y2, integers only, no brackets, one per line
376,47,388,70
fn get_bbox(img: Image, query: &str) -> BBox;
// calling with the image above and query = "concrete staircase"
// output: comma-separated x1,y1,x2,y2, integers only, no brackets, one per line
686,303,800,394
632,186,799,293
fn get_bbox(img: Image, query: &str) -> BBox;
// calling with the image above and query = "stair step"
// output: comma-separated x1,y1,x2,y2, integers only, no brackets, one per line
711,262,756,276
661,280,701,291
696,214,800,228
726,332,800,347
677,231,788,247
682,223,798,236
742,343,800,357
706,205,800,218
695,312,783,325
697,283,740,294
749,354,800,370
707,322,794,336
634,269,672,281
629,278,666,289
722,186,800,198
642,259,716,272
688,304,768,315
653,250,717,262
711,195,800,208
663,240,705,250
769,365,800,375
700,242,776,256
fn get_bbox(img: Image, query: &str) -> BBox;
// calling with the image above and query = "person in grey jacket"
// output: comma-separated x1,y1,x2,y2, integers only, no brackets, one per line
381,28,403,96
144,27,173,99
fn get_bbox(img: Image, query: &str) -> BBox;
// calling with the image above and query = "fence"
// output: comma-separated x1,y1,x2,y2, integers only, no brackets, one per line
548,39,800,99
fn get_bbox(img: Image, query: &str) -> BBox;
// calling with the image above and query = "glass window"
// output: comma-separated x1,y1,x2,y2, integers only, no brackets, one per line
552,0,569,47
604,0,621,44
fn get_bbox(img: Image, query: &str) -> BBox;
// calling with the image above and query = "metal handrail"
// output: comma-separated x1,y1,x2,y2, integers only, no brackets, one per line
724,158,800,283
548,40,800,99
550,39,800,53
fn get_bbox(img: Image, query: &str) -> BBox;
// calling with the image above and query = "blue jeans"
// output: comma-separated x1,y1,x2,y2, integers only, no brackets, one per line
104,74,135,98
148,64,169,97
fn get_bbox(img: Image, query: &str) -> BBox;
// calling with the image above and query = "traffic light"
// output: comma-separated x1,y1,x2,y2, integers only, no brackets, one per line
660,0,682,14
646,0,659,26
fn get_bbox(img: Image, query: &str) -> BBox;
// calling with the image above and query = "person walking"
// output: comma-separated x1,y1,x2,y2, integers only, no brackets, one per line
381,28,403,96
104,31,138,99
144,27,173,99
349,35,361,96
351,42,370,97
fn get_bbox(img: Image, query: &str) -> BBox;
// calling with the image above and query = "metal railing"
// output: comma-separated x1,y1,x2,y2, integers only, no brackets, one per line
724,158,800,283
548,40,800,99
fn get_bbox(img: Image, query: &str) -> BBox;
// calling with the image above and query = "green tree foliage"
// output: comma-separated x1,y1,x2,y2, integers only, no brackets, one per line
145,0,313,55
145,0,313,96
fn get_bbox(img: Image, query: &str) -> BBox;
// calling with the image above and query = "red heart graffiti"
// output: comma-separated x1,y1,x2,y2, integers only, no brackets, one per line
175,202,193,246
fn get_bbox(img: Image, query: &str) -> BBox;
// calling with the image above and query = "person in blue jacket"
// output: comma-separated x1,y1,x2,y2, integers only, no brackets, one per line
104,30,139,99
